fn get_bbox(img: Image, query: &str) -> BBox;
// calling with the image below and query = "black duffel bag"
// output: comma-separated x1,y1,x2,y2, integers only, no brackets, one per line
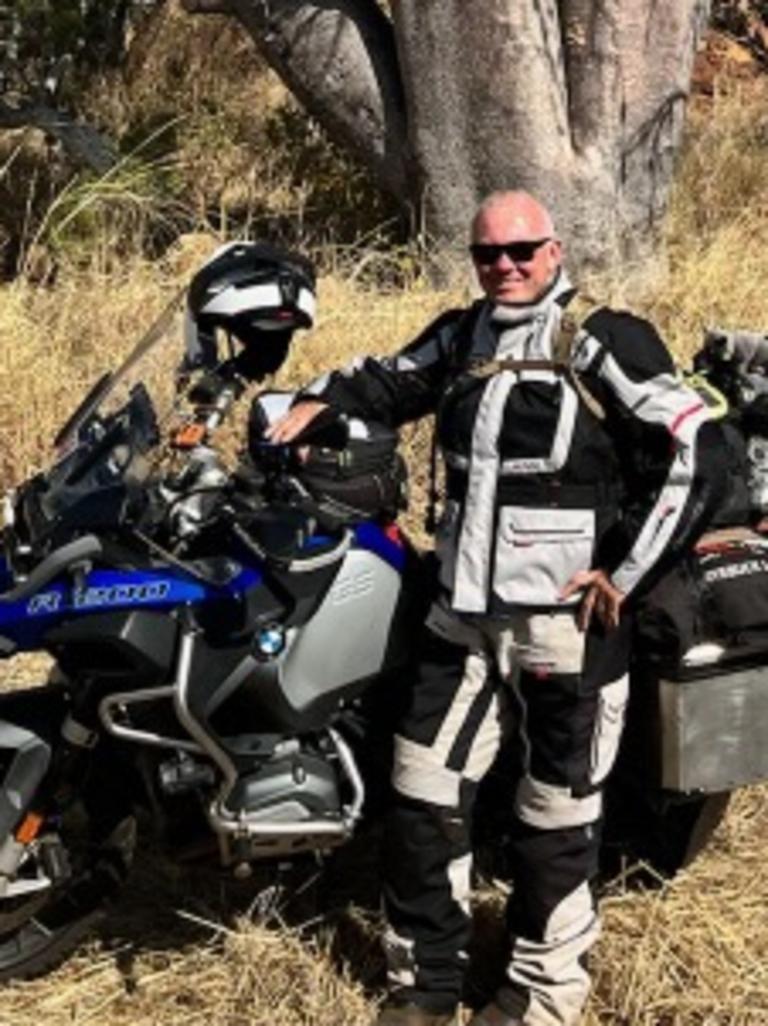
297,425,407,528
635,532,768,666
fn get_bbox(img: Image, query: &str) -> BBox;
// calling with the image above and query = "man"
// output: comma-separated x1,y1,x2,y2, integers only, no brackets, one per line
268,192,723,1026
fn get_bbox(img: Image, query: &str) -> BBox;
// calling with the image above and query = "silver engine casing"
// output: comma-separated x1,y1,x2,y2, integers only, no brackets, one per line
170,544,408,862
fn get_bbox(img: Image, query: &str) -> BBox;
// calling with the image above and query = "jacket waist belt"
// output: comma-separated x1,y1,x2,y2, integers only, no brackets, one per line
445,468,623,508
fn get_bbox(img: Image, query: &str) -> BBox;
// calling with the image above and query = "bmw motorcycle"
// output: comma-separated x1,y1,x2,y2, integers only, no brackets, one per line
0,290,417,980
0,291,763,982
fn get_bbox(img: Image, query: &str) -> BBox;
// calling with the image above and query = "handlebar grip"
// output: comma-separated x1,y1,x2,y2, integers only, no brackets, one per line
0,535,104,604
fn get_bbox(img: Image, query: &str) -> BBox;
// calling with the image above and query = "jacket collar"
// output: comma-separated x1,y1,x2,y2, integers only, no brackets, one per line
489,268,575,326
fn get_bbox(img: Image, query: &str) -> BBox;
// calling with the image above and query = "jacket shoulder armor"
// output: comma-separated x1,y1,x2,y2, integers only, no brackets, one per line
399,305,476,359
583,307,674,382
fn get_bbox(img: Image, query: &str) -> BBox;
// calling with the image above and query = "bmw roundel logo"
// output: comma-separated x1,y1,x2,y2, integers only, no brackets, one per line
255,626,286,659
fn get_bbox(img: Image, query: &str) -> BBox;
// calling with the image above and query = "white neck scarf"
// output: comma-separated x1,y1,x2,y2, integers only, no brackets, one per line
489,268,574,325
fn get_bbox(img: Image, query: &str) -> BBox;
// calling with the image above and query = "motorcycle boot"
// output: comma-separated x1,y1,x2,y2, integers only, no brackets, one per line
372,1001,460,1026
466,1004,522,1026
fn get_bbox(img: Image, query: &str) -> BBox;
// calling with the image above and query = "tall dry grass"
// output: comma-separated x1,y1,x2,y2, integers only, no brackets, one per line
1,69,768,1026
0,788,764,1026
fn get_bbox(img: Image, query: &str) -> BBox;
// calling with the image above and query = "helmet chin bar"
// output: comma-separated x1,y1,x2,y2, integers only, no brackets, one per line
180,319,293,383
230,328,293,381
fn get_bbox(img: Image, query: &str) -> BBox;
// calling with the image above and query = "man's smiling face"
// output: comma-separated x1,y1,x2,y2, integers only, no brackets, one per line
471,193,563,305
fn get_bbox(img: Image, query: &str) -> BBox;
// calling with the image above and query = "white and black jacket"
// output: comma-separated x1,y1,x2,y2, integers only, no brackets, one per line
305,281,725,615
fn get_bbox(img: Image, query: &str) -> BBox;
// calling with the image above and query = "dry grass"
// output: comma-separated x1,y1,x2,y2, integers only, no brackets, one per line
0,1,399,280
1,54,768,1026
0,864,376,1026
0,788,764,1026
588,787,768,1025
0,260,177,484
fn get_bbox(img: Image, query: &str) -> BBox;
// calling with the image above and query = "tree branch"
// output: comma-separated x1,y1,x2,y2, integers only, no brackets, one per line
186,0,413,204
0,99,118,175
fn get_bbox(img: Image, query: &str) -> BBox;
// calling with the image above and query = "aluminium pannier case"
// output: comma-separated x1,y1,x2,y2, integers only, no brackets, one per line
634,529,768,794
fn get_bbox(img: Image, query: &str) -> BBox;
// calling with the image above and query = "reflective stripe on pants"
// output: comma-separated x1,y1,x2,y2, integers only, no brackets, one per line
383,603,630,1026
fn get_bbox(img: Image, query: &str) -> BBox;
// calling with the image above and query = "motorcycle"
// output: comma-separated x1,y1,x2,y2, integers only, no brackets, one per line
0,287,764,982
0,286,418,980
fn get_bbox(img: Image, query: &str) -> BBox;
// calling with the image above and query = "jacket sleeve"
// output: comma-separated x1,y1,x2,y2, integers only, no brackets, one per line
581,310,727,599
298,309,465,427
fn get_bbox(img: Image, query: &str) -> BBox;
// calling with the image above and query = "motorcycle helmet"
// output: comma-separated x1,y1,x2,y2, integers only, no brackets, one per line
184,241,316,379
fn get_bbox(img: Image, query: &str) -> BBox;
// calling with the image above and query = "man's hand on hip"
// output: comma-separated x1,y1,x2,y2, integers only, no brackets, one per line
560,569,625,632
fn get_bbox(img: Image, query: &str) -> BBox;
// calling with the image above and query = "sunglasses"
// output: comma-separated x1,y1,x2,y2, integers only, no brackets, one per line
469,238,551,266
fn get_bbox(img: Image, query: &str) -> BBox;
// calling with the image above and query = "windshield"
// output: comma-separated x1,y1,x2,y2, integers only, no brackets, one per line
54,289,188,458
19,289,246,549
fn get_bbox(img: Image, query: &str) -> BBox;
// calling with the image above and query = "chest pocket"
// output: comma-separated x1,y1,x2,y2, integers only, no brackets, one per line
498,373,580,473
493,506,596,606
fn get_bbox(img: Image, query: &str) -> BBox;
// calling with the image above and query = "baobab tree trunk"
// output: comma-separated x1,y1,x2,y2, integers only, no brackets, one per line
183,0,711,273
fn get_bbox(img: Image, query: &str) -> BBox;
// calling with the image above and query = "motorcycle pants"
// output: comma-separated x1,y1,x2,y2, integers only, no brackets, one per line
382,602,630,1026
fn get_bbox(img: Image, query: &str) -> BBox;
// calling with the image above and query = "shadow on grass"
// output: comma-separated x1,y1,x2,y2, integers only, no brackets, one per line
92,821,390,998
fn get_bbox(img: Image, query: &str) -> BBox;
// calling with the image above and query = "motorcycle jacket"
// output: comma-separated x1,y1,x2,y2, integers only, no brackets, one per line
304,273,725,615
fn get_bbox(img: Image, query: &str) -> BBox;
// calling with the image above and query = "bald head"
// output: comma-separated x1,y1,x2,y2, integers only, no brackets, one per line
471,190,556,243
470,190,562,305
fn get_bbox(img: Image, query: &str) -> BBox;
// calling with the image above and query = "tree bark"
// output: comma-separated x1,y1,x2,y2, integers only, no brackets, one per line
390,1,578,264
612,2,708,249
185,0,711,272
390,0,710,269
